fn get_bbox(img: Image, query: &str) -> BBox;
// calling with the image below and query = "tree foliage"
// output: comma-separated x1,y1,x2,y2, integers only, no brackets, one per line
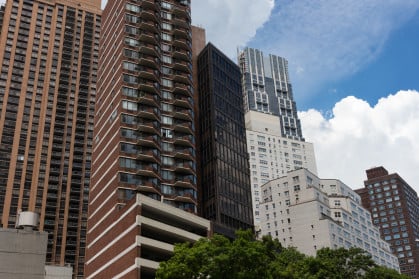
155,230,408,279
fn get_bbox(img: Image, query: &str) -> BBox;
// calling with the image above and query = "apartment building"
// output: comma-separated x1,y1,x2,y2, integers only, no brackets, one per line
259,168,399,271
86,0,206,277
245,110,317,224
356,166,419,278
238,47,303,141
238,48,317,226
0,0,101,277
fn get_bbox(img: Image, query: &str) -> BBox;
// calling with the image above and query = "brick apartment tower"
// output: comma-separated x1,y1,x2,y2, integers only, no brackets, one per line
356,166,419,278
86,0,198,277
0,0,100,277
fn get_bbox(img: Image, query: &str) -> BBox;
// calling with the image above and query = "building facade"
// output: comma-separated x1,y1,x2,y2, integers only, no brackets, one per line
86,0,203,277
259,168,399,271
356,166,419,278
238,48,317,226
238,47,303,141
197,43,254,238
0,0,101,277
85,193,210,278
245,111,317,224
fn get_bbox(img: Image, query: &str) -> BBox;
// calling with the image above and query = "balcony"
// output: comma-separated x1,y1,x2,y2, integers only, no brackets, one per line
172,37,191,51
137,147,160,163
139,67,160,82
174,193,196,204
140,0,160,11
173,71,191,84
174,176,196,189
136,163,160,178
139,54,159,70
137,133,160,149
136,179,161,195
172,82,191,96
173,95,192,109
174,160,195,174
139,31,159,46
173,119,193,134
173,48,190,61
139,79,159,95
138,90,160,107
174,147,194,160
137,105,160,120
139,42,160,57
137,119,160,134
138,20,159,34
173,27,189,40
172,15,190,29
173,107,193,121
172,5,190,19
173,134,194,147
139,10,159,23
172,59,191,74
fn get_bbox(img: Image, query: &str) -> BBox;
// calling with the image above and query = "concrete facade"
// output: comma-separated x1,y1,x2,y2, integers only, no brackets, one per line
45,265,73,279
259,168,399,271
246,111,317,225
85,193,211,278
0,228,48,279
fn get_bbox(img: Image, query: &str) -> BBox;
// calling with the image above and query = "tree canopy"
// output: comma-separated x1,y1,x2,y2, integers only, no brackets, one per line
156,230,408,279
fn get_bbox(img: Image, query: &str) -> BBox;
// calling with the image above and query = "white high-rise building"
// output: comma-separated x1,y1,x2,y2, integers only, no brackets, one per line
259,168,400,271
245,111,317,224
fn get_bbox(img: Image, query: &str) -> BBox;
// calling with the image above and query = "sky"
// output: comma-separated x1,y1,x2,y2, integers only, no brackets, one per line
191,0,419,193
3,0,417,193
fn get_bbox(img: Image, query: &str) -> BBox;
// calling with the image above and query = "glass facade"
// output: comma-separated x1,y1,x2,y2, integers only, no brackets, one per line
198,43,253,238
238,47,304,141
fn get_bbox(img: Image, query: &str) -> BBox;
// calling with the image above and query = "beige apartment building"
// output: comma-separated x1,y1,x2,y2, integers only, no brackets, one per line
0,0,101,277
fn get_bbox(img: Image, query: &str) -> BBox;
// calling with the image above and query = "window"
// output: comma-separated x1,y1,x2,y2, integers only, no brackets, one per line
122,100,137,111
334,212,341,218
125,37,139,46
161,1,172,9
162,78,173,88
161,11,172,20
126,3,140,12
162,32,172,41
161,23,172,30
162,55,172,64
123,74,138,84
123,61,137,71
162,116,173,125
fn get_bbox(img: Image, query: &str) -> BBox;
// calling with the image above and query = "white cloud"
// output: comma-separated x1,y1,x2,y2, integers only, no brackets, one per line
299,90,419,193
192,0,274,58
250,0,419,100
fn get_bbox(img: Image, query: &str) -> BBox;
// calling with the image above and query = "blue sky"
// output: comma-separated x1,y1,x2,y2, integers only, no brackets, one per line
246,0,419,112
193,0,419,192
299,12,419,112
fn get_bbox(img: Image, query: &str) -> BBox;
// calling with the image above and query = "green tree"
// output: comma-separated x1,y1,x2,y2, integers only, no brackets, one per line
365,266,410,279
156,230,275,279
156,231,406,279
